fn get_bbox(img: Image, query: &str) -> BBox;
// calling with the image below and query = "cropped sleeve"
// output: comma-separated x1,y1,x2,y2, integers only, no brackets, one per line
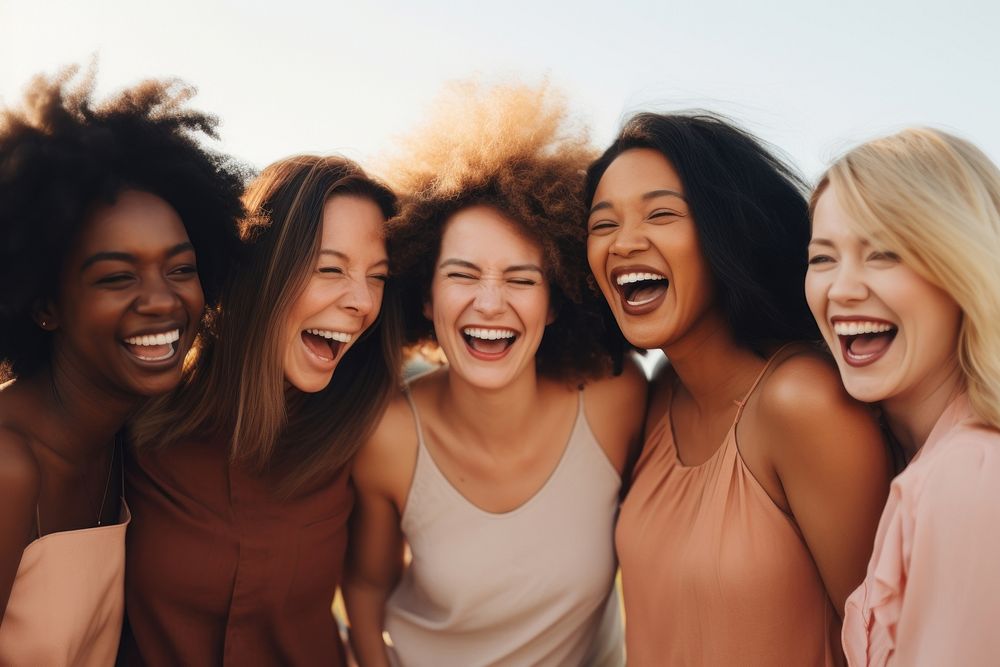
890,438,1000,666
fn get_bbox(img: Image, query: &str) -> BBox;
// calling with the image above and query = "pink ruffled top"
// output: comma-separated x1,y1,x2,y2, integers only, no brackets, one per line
843,393,1000,666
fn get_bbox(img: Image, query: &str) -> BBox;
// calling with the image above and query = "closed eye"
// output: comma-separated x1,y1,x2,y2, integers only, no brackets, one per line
588,219,618,234
169,264,198,276
446,272,477,281
319,266,344,275
867,251,901,262
96,273,135,285
807,254,834,265
507,278,537,286
648,208,682,221
368,273,388,283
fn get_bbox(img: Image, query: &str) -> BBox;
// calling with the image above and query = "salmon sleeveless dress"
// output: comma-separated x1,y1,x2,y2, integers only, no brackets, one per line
616,352,842,666
0,500,129,666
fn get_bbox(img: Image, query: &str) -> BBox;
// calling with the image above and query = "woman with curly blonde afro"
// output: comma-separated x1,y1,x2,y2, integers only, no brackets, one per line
343,81,646,666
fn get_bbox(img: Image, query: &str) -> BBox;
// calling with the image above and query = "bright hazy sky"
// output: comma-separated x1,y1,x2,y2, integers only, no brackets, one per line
2,0,997,181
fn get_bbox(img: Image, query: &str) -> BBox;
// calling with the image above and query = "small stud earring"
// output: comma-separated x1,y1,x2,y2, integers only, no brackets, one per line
40,320,48,329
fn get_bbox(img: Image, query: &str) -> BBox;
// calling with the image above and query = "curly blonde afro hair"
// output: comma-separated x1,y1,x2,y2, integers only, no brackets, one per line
385,80,615,381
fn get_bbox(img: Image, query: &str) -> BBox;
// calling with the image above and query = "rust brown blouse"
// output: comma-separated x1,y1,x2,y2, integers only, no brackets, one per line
118,435,351,666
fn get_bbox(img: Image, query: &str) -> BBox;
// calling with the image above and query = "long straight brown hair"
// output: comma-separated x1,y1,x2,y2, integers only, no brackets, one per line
132,155,403,494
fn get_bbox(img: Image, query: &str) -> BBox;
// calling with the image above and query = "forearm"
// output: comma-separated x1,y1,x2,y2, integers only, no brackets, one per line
343,574,394,667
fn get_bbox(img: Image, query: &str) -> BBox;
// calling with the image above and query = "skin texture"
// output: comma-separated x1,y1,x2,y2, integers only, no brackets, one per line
0,190,204,623
806,185,964,454
343,208,647,667
587,148,890,616
282,195,389,393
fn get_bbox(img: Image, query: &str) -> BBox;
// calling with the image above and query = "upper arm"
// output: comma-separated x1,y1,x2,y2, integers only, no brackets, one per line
583,353,648,475
0,430,41,624
759,353,890,615
345,399,414,592
892,441,1000,665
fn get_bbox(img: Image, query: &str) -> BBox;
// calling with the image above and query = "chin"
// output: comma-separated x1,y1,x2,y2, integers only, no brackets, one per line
285,372,336,394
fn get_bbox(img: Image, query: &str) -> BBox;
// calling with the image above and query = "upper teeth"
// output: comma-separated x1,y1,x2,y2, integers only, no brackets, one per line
616,272,667,286
306,329,352,343
463,328,516,340
833,321,895,336
124,329,180,346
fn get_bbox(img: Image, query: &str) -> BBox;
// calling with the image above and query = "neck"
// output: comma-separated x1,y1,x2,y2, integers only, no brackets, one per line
29,358,137,461
439,364,546,453
661,310,765,412
882,361,965,459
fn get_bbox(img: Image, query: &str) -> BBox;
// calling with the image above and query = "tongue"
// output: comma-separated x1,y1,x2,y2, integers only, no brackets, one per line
849,333,893,357
302,331,335,360
628,282,668,304
125,342,172,359
469,337,510,354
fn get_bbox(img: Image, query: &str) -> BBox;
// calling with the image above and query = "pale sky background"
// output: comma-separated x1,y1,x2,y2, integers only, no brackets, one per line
2,0,997,183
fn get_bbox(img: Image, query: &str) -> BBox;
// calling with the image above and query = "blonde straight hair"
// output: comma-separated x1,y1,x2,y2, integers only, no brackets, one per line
813,128,1000,430
133,155,403,494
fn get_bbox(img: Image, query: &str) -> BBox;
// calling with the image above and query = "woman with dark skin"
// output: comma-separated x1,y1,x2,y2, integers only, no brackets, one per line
0,68,243,664
586,113,891,666
120,155,404,666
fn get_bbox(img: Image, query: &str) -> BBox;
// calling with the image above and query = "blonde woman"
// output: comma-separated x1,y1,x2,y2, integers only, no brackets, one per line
806,128,1000,665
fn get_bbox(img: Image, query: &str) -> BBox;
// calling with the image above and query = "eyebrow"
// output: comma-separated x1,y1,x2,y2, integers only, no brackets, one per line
80,242,195,272
588,189,686,216
319,249,388,268
439,258,543,274
808,238,871,248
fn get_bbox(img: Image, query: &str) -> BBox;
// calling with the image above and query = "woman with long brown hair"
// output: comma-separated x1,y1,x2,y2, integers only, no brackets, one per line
120,155,403,666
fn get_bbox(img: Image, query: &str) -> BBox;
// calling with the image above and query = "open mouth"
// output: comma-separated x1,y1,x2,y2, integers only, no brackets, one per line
122,329,181,362
834,320,898,367
301,328,352,362
615,271,669,312
462,327,517,358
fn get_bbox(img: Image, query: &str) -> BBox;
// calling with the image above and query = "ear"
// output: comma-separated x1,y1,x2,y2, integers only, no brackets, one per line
546,305,556,326
33,300,59,332
422,299,433,321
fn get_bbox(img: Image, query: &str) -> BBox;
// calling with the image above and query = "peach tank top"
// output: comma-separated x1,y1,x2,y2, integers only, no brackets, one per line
384,389,624,667
616,352,841,666
0,500,129,666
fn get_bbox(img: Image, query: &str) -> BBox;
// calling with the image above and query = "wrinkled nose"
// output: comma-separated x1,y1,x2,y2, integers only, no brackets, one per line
609,223,649,257
343,279,377,317
473,282,505,318
828,266,869,303
134,275,187,315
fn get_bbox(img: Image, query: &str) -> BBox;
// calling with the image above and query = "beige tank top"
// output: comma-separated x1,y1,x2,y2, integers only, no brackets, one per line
384,389,624,667
616,349,842,666
0,500,129,666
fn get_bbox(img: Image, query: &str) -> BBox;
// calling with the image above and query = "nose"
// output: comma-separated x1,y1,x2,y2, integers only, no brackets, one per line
342,278,377,317
133,274,185,315
827,264,869,303
609,221,649,257
473,281,505,318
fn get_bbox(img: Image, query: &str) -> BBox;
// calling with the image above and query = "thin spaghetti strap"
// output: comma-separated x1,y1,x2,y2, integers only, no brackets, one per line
734,343,798,421
35,505,42,538
401,385,428,450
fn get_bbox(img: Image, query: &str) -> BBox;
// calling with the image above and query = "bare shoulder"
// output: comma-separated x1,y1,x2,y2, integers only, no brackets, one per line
0,427,41,512
584,353,648,411
758,346,860,420
584,354,649,474
754,345,885,465
352,384,420,506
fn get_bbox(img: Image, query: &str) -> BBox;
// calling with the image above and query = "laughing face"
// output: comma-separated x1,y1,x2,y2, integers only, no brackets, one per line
586,148,718,351
805,183,963,405
47,189,204,397
428,205,552,390
282,195,388,393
